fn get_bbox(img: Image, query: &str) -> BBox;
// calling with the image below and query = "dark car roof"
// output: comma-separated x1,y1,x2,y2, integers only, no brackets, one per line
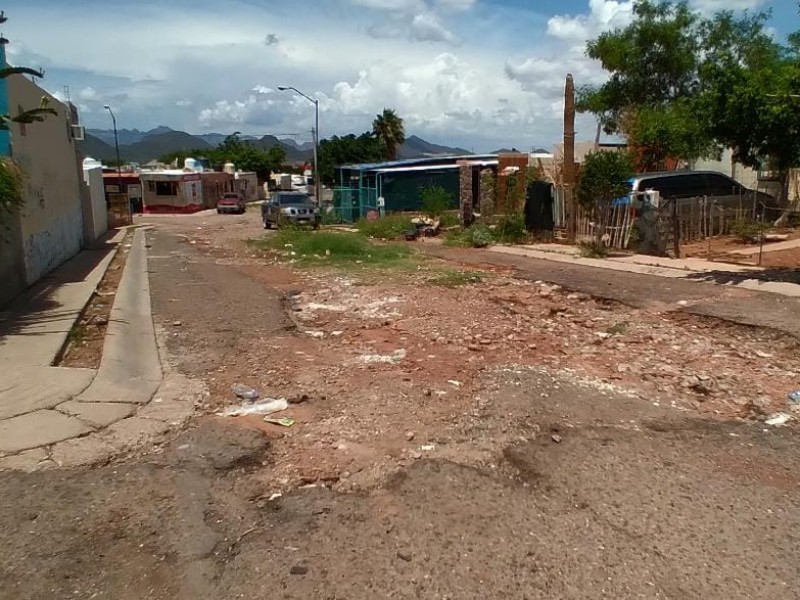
633,170,733,180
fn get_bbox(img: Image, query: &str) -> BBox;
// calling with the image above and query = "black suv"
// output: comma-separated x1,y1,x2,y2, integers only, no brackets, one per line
630,170,777,214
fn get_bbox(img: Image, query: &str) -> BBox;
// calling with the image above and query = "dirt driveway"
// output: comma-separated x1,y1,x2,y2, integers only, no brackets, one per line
0,211,798,599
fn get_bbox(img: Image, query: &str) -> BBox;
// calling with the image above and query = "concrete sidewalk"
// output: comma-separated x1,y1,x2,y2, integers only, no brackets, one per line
0,228,189,470
0,230,124,366
730,236,800,256
490,245,800,298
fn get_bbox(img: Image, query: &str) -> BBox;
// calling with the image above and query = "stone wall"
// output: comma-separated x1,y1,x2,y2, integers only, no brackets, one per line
458,161,475,227
496,153,529,214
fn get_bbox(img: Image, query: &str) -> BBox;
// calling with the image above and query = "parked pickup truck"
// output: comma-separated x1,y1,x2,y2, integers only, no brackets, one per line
262,191,321,229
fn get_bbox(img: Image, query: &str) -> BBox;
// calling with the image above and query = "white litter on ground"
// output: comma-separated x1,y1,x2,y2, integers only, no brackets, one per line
357,349,407,364
219,397,288,417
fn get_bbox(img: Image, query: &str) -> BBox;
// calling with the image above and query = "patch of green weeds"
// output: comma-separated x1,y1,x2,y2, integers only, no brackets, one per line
67,324,87,345
427,269,484,287
248,228,412,266
494,212,528,244
578,241,610,258
606,321,630,335
355,213,414,239
445,224,495,248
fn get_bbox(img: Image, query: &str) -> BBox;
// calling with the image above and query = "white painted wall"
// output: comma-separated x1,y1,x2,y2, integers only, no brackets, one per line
82,162,108,241
8,75,84,285
235,171,260,201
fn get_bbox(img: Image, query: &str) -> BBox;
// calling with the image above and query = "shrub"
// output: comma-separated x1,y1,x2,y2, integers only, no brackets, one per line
420,185,453,218
438,211,460,228
445,224,495,248
578,241,610,258
731,218,761,243
0,159,24,216
494,212,528,244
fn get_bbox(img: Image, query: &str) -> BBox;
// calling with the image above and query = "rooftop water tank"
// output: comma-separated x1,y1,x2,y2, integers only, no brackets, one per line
223,162,235,175
184,157,198,171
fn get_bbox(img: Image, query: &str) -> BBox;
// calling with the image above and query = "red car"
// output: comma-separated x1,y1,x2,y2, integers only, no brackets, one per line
217,192,246,214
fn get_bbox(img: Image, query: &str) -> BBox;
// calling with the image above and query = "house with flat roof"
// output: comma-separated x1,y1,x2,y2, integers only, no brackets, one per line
333,154,498,220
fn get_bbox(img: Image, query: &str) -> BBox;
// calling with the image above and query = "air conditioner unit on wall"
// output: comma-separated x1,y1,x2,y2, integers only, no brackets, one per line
71,125,85,141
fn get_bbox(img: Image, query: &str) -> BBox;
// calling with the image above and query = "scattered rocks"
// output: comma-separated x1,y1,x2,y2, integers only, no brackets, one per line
405,431,415,441
290,564,309,575
551,434,563,444
397,551,412,562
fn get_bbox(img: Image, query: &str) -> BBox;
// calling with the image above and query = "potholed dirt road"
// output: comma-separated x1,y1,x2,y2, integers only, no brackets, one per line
1,212,797,599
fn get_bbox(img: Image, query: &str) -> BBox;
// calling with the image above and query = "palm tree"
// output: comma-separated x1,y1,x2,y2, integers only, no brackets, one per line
0,68,57,131
0,14,56,131
372,108,405,162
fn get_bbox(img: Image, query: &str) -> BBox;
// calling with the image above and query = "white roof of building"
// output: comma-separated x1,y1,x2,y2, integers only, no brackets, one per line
375,160,497,174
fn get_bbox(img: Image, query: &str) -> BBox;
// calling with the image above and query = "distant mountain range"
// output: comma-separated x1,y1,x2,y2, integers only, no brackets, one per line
79,127,472,164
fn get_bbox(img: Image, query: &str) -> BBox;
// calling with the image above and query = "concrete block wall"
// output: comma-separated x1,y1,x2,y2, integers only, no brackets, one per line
5,74,85,290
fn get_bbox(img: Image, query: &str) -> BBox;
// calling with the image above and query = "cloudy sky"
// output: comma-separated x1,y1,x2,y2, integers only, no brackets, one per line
3,0,794,152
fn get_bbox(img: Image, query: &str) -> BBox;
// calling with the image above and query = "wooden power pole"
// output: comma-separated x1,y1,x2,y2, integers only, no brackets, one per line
563,74,577,240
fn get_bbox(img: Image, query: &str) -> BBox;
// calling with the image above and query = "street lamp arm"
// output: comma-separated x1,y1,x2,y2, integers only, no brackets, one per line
278,85,315,105
278,84,321,203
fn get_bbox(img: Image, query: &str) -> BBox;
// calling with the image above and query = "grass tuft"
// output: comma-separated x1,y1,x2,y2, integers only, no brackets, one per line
355,214,414,239
427,269,484,287
248,229,412,266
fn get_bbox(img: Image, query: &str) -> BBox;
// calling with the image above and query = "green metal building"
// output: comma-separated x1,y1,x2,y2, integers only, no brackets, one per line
333,155,498,221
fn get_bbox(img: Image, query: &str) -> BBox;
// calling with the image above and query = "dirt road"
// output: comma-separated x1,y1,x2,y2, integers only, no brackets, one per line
1,211,798,599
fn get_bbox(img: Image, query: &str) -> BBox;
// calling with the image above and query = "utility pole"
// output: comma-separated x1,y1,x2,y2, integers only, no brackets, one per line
103,104,123,205
278,86,321,202
563,74,576,240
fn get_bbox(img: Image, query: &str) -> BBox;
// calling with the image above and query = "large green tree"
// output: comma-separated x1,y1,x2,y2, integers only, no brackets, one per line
214,133,286,179
318,132,383,185
697,8,800,210
372,108,405,161
578,0,789,174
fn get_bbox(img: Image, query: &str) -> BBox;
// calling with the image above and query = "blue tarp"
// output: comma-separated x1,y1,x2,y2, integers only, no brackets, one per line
611,178,636,207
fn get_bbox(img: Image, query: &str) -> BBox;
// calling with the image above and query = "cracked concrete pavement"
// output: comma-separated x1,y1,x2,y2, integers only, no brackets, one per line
0,228,198,470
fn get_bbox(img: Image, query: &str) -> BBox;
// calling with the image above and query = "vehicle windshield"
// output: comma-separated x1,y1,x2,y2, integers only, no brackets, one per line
276,194,310,205
223,193,239,199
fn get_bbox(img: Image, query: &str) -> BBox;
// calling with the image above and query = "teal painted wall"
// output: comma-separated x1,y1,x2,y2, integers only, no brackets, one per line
381,170,459,212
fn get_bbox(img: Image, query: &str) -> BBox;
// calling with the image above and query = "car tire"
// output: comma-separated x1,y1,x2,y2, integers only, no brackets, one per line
217,209,222,214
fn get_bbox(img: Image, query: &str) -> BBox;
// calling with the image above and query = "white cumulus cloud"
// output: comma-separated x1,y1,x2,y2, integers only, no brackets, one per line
547,0,634,44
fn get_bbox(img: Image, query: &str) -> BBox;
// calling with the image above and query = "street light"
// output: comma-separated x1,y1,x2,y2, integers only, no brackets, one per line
102,104,124,207
278,85,320,202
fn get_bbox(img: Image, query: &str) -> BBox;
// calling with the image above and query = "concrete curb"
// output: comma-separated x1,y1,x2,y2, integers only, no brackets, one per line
0,228,202,470
77,227,162,405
